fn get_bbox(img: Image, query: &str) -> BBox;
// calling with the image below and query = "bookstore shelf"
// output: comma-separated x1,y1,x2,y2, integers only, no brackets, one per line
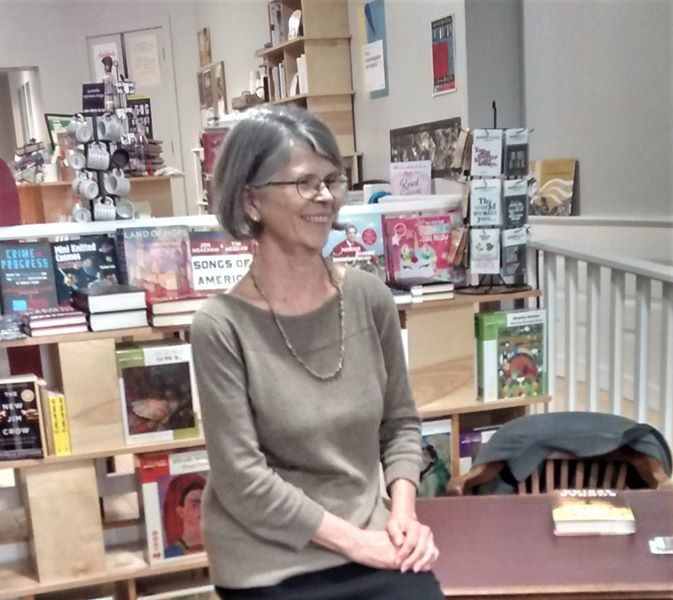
255,35,351,58
0,546,208,599
0,437,206,471
398,289,541,312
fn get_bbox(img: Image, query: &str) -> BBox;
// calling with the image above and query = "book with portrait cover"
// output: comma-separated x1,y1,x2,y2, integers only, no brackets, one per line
475,308,546,402
552,489,635,536
116,341,200,445
0,242,58,314
419,419,452,497
137,449,210,564
383,211,465,286
0,375,45,461
51,235,119,305
323,214,385,281
115,226,192,302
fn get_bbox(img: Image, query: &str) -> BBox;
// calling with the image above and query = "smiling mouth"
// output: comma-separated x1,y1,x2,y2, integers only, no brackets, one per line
302,215,332,224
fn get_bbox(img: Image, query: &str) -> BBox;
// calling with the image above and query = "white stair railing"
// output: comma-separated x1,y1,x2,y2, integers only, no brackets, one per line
528,238,673,446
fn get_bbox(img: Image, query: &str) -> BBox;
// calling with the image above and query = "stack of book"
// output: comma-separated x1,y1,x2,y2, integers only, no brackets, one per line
20,306,88,337
71,284,148,332
148,296,208,327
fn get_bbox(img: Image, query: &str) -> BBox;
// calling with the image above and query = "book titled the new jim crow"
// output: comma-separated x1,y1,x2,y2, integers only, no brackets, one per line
552,488,635,536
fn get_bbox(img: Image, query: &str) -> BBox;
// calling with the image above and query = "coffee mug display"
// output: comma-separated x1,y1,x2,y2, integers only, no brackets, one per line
103,168,131,197
68,149,87,171
93,197,117,221
97,112,124,142
71,174,99,201
66,114,93,144
87,142,111,170
72,202,92,223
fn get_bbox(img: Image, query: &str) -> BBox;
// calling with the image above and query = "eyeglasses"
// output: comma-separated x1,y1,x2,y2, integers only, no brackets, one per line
254,173,349,200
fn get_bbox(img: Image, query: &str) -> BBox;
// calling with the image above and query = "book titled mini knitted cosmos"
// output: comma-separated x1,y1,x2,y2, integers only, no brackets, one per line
552,488,636,536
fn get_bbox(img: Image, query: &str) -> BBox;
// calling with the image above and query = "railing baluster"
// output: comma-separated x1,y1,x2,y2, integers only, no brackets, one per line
565,258,578,411
543,252,557,409
586,263,601,411
634,275,652,422
661,282,673,443
609,270,625,414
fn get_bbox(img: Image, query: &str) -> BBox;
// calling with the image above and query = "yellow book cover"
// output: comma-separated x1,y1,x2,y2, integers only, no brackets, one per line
47,391,71,456
552,488,635,536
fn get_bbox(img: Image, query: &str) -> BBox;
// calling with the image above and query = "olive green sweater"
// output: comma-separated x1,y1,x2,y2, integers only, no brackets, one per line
190,267,421,588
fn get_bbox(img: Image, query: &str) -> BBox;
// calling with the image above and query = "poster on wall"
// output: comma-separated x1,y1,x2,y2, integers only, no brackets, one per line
127,95,153,140
197,27,212,67
127,32,162,87
91,41,121,83
213,61,227,117
431,15,456,95
390,117,462,178
361,0,389,99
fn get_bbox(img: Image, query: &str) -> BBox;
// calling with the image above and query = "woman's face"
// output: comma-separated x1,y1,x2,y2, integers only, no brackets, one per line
250,142,341,255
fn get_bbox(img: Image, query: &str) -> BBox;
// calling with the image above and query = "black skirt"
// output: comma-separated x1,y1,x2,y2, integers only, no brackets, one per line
216,562,444,600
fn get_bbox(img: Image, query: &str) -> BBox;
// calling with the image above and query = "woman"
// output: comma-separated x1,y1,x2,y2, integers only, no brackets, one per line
191,106,443,599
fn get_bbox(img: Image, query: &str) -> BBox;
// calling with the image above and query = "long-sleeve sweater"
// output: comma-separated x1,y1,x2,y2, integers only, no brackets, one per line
190,267,421,589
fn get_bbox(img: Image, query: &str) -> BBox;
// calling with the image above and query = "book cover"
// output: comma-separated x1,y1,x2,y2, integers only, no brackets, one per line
0,375,44,460
71,283,147,314
116,226,192,302
51,235,119,305
38,386,71,456
0,242,58,314
383,211,465,286
475,308,546,402
116,342,200,445
504,129,529,177
419,419,452,497
470,129,503,177
138,449,210,563
469,179,502,226
501,227,527,284
21,306,87,329
469,228,501,275
189,229,254,293
323,214,385,281
528,159,577,216
552,489,636,536
389,161,432,195
502,179,528,228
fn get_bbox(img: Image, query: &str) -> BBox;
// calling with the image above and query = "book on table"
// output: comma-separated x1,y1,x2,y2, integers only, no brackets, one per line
71,283,147,313
21,306,87,328
88,309,149,332
552,488,636,536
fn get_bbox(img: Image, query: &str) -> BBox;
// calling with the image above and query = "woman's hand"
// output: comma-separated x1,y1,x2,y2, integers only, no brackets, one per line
387,514,439,573
346,529,399,569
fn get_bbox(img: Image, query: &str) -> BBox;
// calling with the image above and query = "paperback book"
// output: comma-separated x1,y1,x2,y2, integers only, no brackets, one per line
475,308,546,402
470,129,503,177
501,227,527,284
189,229,254,293
503,129,529,177
0,375,44,461
0,242,58,314
502,179,528,228
324,214,385,280
116,341,200,444
51,235,119,305
383,211,465,286
552,489,636,536
469,179,502,226
469,228,500,275
138,449,210,563
419,419,452,497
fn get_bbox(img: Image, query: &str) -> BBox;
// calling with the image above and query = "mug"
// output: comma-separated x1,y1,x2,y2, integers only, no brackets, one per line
92,196,117,221
97,112,123,142
71,173,99,201
110,147,130,169
86,142,110,171
66,114,93,144
67,149,87,171
72,202,92,223
103,168,131,197
115,197,135,219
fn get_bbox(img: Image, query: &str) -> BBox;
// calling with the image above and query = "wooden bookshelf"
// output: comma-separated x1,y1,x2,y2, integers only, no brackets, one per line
397,288,541,313
255,35,351,58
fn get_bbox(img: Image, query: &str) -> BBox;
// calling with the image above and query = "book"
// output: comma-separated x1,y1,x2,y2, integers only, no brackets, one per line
149,312,196,328
502,179,528,228
22,323,89,337
470,129,503,177
528,158,577,216
390,161,432,195
137,449,210,563
469,179,502,226
475,308,546,402
0,241,58,314
38,386,71,456
116,341,200,444
51,235,119,305
405,282,455,296
501,227,527,284
410,291,455,303
89,309,149,332
383,212,465,286
469,228,501,275
138,585,217,600
116,226,193,302
324,214,385,281
149,296,208,315
0,375,45,461
552,489,636,536
458,425,500,474
20,306,87,329
71,283,147,314
503,129,529,177
419,419,452,497
189,229,254,293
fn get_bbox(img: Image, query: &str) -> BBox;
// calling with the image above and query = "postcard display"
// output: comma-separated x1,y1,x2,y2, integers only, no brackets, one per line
468,128,530,288
68,75,137,222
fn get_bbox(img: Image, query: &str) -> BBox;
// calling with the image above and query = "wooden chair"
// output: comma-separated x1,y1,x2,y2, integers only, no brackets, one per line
447,446,673,496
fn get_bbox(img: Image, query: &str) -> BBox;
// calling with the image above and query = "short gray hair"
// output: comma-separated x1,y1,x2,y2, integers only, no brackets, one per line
212,105,343,239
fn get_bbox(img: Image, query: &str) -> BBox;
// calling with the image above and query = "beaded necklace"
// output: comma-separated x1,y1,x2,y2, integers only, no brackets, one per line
249,259,345,381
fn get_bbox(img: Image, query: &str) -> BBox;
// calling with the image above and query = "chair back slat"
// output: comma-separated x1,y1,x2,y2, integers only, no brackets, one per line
588,461,600,488
615,463,628,489
573,461,585,488
559,459,569,488
545,459,555,492
531,468,541,494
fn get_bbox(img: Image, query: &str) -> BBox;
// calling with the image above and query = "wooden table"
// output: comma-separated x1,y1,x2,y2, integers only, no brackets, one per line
417,491,673,599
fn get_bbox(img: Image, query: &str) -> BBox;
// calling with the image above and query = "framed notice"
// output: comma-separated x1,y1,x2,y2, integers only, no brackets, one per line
197,27,212,67
44,113,73,150
431,15,456,95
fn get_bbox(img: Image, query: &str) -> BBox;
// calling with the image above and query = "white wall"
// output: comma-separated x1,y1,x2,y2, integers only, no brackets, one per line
0,73,16,164
193,0,269,114
6,68,46,148
0,0,201,213
523,0,672,218
348,0,469,183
